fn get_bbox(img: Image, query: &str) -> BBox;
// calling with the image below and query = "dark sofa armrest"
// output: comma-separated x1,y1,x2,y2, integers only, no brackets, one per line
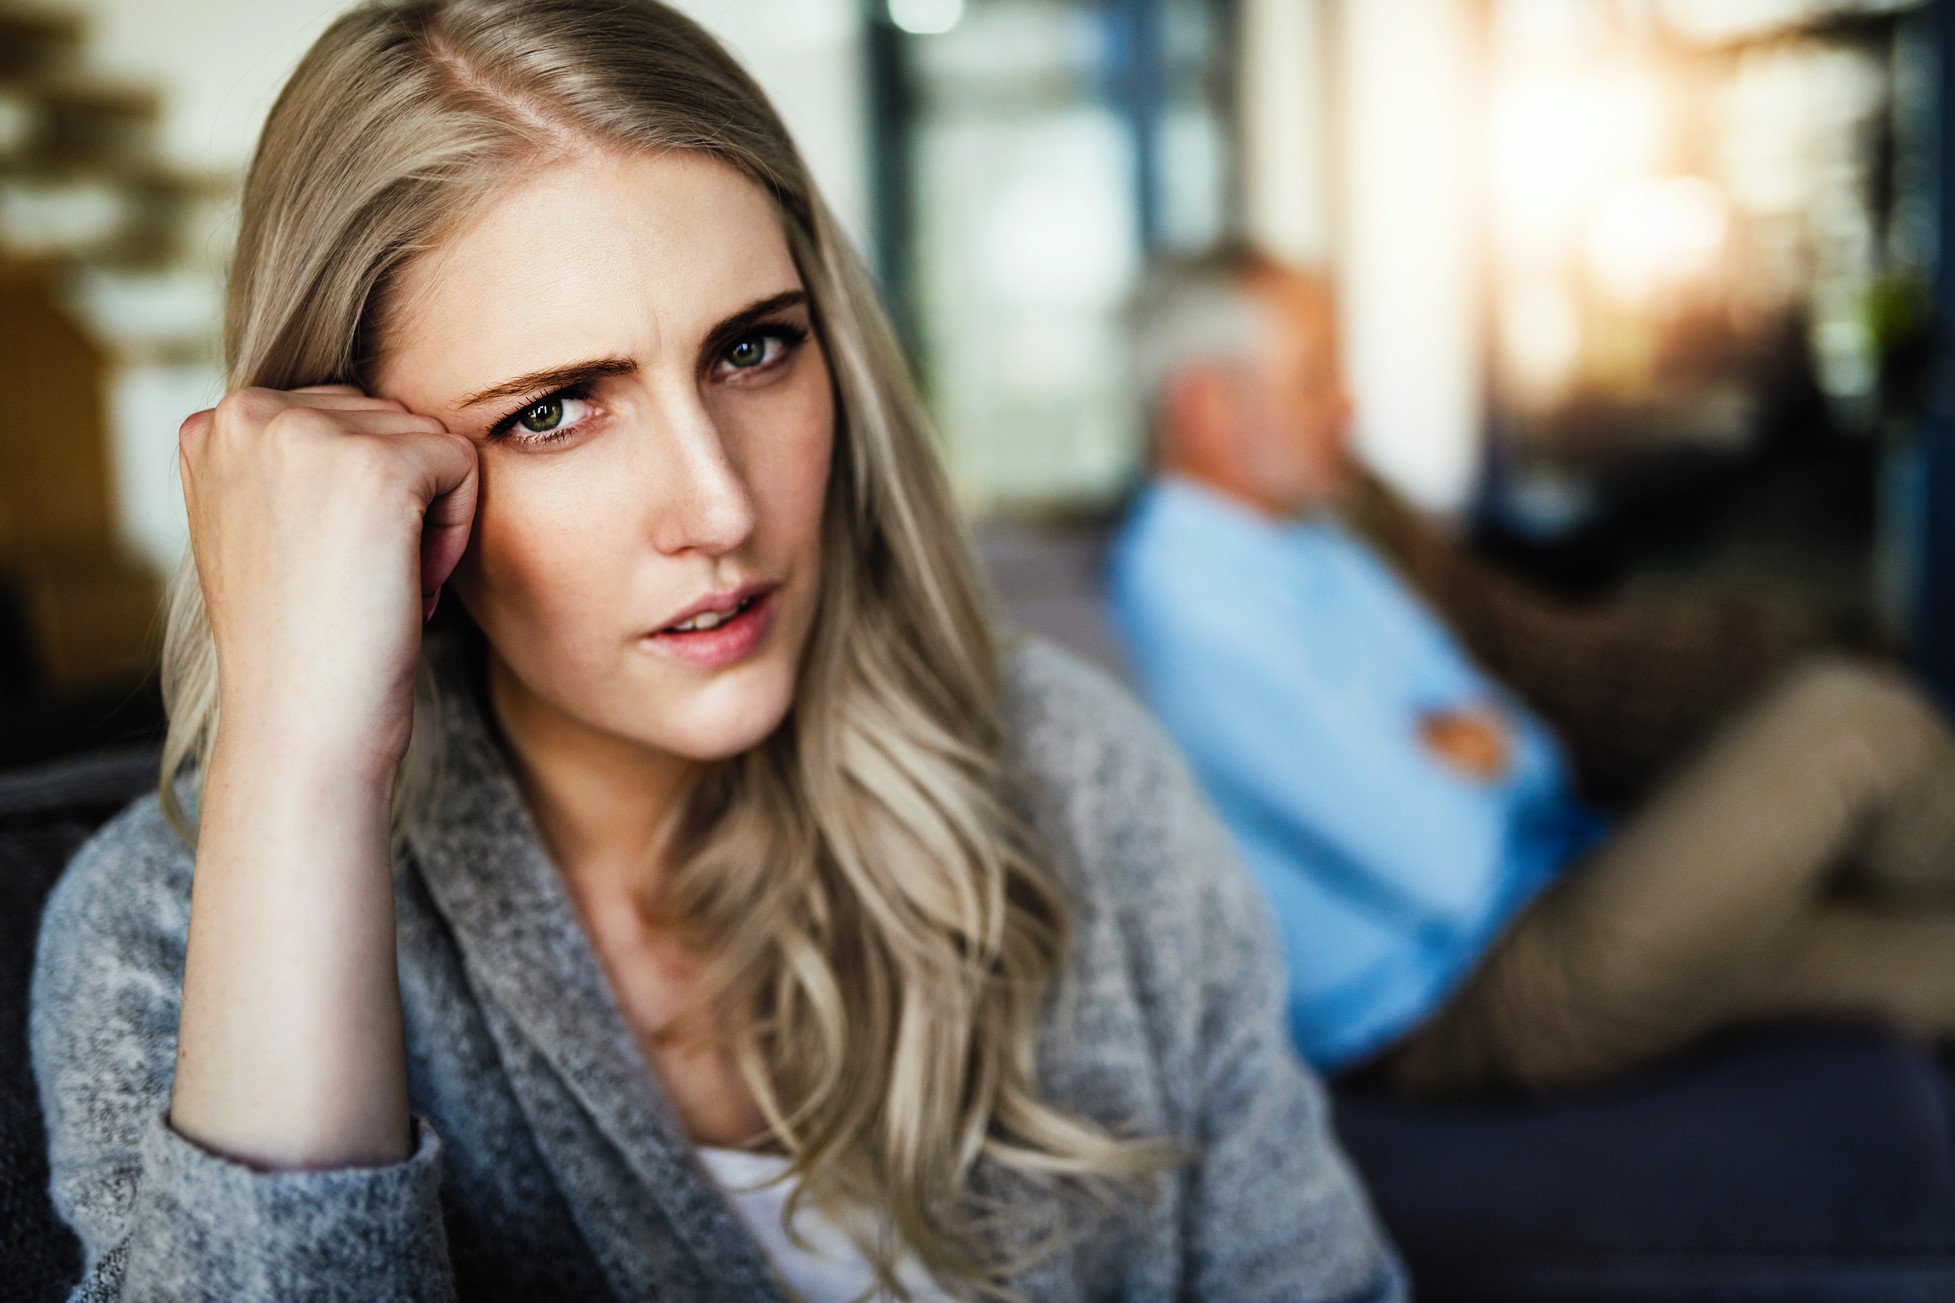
1,746,162,1303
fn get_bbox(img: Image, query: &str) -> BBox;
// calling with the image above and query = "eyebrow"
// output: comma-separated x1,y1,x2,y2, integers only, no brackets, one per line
450,288,811,413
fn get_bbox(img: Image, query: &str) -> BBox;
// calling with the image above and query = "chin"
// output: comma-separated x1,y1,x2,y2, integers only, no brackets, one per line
630,662,798,762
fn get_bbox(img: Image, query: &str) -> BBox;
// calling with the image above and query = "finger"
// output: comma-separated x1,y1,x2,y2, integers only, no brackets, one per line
386,431,480,611
309,406,456,440
281,389,419,414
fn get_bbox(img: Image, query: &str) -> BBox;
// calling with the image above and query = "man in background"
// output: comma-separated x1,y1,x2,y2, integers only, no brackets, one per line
1106,245,1955,1094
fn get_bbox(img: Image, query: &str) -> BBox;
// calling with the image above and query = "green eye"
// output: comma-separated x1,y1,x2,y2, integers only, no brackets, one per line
517,398,564,433
726,337,765,369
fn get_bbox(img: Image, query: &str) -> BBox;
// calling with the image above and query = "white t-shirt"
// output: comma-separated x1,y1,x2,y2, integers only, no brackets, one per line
694,1146,956,1303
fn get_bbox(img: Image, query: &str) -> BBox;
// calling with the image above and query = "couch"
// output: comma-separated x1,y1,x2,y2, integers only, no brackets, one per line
2,747,154,1303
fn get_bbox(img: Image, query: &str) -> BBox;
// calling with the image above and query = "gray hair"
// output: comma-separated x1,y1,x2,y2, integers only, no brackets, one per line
1125,246,1335,449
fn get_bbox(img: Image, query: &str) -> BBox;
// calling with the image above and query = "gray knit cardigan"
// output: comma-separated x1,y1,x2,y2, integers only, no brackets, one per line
30,635,1407,1302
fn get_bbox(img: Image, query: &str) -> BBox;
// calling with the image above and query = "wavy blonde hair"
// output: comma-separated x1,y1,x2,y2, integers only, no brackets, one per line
155,0,1175,1296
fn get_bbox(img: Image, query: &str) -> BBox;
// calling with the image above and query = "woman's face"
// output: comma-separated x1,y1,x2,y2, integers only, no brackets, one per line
375,149,834,764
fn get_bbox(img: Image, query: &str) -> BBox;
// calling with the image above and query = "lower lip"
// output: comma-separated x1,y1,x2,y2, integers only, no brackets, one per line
639,589,779,670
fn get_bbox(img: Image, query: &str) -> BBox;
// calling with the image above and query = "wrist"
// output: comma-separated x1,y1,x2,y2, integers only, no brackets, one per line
210,705,404,806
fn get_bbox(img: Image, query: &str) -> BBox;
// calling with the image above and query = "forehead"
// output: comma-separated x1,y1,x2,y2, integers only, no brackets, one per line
376,149,798,405
1248,269,1338,360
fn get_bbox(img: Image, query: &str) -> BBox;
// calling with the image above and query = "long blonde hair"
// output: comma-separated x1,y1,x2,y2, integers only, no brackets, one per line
156,0,1172,1295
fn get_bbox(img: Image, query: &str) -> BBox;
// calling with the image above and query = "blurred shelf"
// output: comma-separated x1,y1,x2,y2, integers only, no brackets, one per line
0,8,85,79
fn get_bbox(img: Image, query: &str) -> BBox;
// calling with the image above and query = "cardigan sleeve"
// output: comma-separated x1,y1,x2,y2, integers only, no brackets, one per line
29,795,458,1303
1168,769,1409,1302
1005,641,1409,1302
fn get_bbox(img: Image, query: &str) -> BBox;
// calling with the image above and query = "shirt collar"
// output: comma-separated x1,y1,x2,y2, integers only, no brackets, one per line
1144,473,1347,543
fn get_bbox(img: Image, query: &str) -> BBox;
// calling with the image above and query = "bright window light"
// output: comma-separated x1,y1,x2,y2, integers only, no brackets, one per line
888,0,964,37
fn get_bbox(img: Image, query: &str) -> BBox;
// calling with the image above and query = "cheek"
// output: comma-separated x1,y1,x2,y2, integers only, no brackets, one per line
452,465,626,658
734,359,836,551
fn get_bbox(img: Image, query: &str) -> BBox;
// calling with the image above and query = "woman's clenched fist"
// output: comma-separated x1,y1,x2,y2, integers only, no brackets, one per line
178,383,478,784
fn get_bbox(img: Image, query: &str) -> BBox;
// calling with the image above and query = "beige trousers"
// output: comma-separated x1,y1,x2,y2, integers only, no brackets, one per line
1372,656,1955,1097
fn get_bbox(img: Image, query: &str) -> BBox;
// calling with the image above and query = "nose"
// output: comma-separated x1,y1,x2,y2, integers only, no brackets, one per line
640,389,757,557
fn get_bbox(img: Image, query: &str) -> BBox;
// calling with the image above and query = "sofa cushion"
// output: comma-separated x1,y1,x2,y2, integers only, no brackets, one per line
976,522,1135,687
1,748,160,1303
1334,1023,1955,1302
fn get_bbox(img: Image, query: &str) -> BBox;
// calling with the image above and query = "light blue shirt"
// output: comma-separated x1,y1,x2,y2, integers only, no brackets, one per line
1105,476,1609,1070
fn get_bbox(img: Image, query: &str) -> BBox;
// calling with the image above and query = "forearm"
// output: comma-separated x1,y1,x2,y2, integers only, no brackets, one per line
168,716,410,1171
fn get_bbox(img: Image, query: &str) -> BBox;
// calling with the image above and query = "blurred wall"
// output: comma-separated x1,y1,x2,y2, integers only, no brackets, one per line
1236,0,1485,517
1238,0,1333,265
1337,0,1484,515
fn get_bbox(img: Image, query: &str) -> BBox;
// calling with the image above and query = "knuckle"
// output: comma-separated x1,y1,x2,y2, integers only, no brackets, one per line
217,386,277,424
176,408,213,448
264,403,334,443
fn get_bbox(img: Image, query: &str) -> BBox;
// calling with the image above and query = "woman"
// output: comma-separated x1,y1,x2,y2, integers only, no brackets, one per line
27,2,1404,1300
